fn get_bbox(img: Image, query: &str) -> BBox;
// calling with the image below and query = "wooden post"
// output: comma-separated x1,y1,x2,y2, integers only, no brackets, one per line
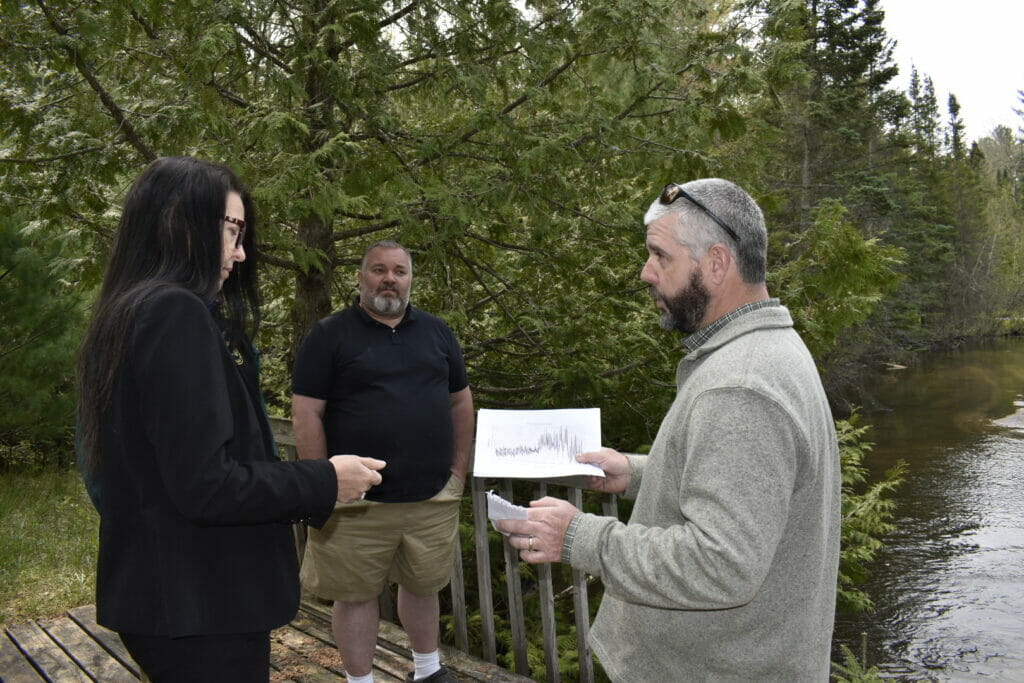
450,530,469,653
500,480,530,678
568,487,594,683
536,482,560,682
471,476,497,663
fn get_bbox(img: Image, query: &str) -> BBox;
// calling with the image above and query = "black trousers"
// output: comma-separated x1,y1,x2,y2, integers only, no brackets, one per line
119,630,271,682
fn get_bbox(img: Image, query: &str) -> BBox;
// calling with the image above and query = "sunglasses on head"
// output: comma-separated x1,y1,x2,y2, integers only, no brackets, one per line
223,215,246,248
659,183,741,244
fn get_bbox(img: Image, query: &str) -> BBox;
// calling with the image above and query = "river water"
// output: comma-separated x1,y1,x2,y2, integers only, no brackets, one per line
832,338,1024,680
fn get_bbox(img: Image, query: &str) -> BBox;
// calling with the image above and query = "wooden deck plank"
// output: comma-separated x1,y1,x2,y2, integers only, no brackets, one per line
4,621,91,682
38,615,137,683
274,623,353,678
0,630,46,682
269,634,344,682
2,602,531,683
65,605,141,677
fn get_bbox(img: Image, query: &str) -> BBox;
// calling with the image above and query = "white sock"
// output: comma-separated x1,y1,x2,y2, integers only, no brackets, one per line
412,649,441,679
347,673,374,683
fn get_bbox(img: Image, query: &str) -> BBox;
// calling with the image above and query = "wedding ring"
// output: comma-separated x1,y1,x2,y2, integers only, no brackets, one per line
528,536,535,552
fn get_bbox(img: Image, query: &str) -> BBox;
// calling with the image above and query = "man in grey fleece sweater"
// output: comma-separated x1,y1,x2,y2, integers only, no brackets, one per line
498,178,841,681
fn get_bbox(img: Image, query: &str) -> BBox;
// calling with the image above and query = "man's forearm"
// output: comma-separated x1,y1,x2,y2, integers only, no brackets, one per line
451,439,471,479
451,422,473,478
293,412,328,460
450,388,474,478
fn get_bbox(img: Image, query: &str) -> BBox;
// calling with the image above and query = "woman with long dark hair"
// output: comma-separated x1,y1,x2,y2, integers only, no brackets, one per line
77,156,385,681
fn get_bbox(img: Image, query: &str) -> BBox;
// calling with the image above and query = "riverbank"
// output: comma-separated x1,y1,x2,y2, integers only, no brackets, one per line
828,325,1024,418
831,336,1024,678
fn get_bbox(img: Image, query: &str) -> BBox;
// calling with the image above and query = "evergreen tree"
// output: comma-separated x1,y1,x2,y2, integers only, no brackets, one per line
0,212,86,463
0,0,761,450
907,67,941,157
745,0,916,369
946,93,966,160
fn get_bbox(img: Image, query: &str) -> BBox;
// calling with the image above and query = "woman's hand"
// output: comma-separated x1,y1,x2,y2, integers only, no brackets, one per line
328,455,386,502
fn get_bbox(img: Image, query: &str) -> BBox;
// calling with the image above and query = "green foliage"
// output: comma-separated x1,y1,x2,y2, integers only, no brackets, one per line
6,0,1019,448
0,213,87,462
832,633,885,682
770,199,904,362
1,0,764,454
834,416,904,614
742,0,1024,387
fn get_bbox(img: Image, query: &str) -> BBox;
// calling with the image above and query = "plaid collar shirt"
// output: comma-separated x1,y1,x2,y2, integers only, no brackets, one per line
682,298,781,353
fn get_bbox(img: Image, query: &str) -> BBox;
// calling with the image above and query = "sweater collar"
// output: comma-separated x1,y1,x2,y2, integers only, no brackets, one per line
682,301,792,360
682,298,780,353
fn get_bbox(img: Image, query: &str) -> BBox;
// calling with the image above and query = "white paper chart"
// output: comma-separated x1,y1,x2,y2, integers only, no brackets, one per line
472,408,604,478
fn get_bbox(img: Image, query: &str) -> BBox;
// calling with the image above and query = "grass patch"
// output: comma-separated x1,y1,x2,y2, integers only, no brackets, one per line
0,466,98,624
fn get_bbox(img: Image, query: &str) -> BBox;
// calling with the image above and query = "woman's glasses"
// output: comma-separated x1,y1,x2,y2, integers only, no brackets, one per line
223,215,246,248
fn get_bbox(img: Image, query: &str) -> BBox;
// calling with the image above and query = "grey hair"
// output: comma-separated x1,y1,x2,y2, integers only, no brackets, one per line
643,178,767,284
360,239,413,271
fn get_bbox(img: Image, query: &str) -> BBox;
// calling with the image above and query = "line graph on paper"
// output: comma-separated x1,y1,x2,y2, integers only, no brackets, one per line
488,424,586,465
473,408,605,479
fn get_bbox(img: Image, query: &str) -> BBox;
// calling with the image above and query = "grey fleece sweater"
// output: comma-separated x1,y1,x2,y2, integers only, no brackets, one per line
569,305,840,681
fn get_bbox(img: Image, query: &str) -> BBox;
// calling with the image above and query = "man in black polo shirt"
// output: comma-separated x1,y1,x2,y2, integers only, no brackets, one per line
292,240,474,683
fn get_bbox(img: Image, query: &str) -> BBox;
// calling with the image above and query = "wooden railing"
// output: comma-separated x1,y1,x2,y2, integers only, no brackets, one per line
268,417,620,683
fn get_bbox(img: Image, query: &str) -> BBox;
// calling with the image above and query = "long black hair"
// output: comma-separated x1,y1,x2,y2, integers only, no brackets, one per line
77,156,261,467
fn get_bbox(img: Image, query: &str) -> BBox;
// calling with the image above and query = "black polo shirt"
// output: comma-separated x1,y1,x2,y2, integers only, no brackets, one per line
292,301,468,502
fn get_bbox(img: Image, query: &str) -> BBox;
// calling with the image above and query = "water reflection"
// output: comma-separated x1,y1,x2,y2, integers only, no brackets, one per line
833,339,1024,680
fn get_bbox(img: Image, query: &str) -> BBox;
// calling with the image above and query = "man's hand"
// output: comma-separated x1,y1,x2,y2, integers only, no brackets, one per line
328,455,386,503
576,448,630,494
496,497,580,564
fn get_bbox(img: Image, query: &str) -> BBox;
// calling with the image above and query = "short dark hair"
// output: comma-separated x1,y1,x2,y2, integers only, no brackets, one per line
361,239,412,271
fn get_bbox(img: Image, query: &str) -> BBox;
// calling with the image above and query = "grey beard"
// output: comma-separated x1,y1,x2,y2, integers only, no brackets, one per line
658,310,678,331
369,293,406,315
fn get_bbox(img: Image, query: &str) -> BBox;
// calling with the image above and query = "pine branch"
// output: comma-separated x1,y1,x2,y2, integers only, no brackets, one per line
0,145,107,165
332,219,403,243
258,251,299,271
414,50,592,167
36,0,156,162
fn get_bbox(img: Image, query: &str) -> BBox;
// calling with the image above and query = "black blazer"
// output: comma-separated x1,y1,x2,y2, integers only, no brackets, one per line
92,287,336,637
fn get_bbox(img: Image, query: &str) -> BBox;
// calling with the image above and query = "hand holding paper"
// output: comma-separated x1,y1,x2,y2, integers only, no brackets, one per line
495,496,580,564
576,447,631,494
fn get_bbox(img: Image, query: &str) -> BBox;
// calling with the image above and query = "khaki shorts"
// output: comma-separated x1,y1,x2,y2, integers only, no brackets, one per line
300,473,464,602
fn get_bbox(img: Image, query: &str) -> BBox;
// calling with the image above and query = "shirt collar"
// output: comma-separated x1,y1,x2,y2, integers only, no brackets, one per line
682,298,780,352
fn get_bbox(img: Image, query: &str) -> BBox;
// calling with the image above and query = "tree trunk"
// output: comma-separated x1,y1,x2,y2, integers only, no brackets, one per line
288,216,335,370
287,0,338,371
